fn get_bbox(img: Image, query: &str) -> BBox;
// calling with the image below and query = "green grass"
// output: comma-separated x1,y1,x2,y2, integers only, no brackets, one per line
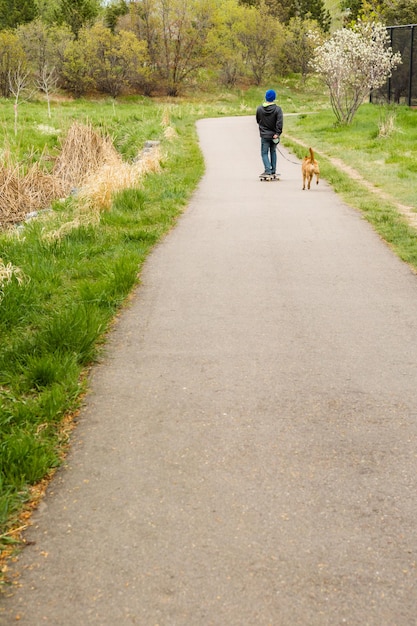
1,78,417,566
284,102,417,209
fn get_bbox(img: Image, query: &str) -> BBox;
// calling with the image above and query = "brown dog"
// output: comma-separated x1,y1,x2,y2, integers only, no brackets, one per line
302,147,320,190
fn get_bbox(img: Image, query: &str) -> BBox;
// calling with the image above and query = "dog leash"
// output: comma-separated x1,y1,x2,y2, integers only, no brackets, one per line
277,146,300,166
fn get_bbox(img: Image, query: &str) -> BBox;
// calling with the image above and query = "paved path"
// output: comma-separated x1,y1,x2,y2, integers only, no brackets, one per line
2,116,417,625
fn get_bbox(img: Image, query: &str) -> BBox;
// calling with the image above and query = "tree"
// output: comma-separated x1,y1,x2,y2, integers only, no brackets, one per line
84,22,149,97
34,0,61,24
340,0,364,24
238,0,297,22
206,0,247,87
104,0,129,32
54,0,101,37
60,28,92,96
17,19,51,83
238,1,282,85
136,0,218,96
17,19,59,115
0,30,26,96
280,17,323,79
238,0,330,27
340,0,362,24
36,63,58,117
264,0,294,22
380,0,417,24
9,60,35,135
42,22,74,91
341,0,417,25
312,20,402,124
0,0,37,30
16,20,73,105
289,0,331,31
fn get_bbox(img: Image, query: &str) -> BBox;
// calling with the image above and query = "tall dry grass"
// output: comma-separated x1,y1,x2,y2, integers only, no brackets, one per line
0,257,24,301
0,121,162,231
0,156,63,228
53,122,122,194
78,143,162,211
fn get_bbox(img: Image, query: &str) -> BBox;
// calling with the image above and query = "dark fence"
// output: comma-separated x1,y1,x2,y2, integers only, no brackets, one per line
371,24,417,106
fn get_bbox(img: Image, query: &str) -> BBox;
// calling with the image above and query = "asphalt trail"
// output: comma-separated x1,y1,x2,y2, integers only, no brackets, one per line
2,116,417,625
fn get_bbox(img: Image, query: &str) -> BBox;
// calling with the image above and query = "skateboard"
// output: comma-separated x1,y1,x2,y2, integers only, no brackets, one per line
259,174,280,181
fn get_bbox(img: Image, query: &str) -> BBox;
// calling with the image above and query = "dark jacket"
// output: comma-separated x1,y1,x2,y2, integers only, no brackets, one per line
256,103,283,139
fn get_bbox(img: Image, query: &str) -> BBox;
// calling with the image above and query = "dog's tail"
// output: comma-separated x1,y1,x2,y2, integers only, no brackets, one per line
309,147,314,161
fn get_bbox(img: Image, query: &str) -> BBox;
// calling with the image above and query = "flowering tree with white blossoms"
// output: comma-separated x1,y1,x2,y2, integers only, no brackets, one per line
312,20,402,124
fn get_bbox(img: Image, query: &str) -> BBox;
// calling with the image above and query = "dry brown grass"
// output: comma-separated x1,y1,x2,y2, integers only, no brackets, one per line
41,202,102,244
161,106,177,141
52,122,122,194
79,144,162,212
0,258,24,301
378,110,397,138
0,156,63,229
0,122,163,232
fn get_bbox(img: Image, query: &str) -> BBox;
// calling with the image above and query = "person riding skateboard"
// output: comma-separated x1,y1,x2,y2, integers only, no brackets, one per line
256,89,283,179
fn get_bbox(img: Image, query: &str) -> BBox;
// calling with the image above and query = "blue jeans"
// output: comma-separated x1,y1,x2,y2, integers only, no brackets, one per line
261,137,277,174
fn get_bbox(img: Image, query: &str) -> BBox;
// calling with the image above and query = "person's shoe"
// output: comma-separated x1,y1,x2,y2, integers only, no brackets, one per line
260,171,272,177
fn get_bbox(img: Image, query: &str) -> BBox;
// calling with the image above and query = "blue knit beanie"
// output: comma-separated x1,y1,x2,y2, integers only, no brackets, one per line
265,89,276,102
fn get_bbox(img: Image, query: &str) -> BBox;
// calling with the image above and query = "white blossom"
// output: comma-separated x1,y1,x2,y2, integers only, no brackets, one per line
312,20,402,124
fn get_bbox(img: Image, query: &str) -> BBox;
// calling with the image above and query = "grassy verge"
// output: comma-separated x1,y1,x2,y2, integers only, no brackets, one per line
284,103,417,209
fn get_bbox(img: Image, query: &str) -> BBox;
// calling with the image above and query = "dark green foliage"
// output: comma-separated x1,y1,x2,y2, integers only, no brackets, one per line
0,0,37,29
381,0,417,25
340,0,417,25
290,0,331,31
340,0,363,23
54,0,100,36
239,0,331,28
104,0,129,32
